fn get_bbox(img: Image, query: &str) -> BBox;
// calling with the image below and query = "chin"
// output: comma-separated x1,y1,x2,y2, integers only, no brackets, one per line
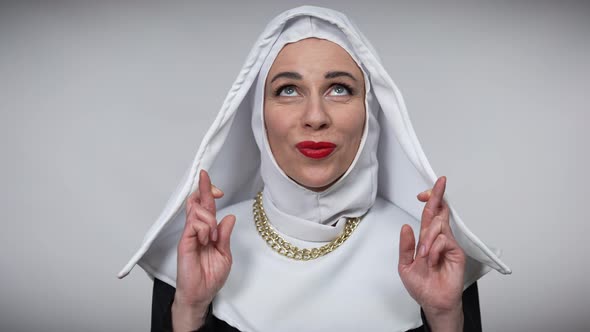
293,171,342,192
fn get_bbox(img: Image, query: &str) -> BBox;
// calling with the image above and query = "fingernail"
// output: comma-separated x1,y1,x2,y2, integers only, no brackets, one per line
212,229,218,242
212,186,223,196
419,245,427,257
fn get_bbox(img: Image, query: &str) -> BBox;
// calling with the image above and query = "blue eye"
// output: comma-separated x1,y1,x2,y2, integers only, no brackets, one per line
278,85,299,97
329,84,351,96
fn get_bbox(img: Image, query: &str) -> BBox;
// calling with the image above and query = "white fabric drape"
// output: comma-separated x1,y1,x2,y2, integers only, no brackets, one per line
118,5,511,331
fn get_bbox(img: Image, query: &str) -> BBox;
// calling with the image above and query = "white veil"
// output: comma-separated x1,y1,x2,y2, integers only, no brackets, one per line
118,6,511,331
118,5,510,285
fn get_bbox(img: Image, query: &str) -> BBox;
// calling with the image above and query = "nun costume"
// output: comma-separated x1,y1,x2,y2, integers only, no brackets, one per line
118,6,511,332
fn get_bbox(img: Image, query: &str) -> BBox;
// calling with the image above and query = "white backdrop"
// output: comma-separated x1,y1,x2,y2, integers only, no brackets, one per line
2,1,589,331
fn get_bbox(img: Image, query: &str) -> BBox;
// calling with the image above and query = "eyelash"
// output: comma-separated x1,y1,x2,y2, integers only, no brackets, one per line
331,82,354,96
273,84,295,96
273,82,356,96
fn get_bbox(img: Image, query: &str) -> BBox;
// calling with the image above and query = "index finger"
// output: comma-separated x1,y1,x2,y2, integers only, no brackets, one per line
198,169,216,217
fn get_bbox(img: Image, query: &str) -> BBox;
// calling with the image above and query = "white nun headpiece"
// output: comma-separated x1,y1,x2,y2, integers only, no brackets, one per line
118,5,510,332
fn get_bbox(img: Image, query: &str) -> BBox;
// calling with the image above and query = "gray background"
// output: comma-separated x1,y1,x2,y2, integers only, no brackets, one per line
2,1,589,331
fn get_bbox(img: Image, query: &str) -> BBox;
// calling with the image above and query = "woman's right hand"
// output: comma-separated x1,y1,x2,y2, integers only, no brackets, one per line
172,170,236,331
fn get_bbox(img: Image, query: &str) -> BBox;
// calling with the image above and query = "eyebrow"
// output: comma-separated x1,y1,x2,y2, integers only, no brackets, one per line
324,71,358,81
270,72,302,83
270,70,358,83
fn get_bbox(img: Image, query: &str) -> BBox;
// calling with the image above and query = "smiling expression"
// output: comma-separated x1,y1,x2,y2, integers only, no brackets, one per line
264,38,366,192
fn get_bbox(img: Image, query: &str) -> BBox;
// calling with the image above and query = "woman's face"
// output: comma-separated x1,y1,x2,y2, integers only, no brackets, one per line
264,38,366,192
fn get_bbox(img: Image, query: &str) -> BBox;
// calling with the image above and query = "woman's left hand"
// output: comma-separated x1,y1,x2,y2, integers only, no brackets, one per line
398,176,466,331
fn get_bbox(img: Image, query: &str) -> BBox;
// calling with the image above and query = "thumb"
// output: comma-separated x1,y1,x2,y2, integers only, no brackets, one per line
215,214,236,258
398,224,416,269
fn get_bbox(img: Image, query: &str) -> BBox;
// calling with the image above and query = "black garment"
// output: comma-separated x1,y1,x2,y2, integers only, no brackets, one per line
151,278,482,332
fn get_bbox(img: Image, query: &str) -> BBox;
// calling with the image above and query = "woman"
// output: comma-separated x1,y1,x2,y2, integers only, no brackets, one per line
119,6,511,332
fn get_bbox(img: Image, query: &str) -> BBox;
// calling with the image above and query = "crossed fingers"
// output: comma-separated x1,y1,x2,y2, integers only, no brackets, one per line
184,170,224,245
416,176,453,266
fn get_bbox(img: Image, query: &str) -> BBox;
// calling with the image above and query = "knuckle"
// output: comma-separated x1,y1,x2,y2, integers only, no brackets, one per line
194,205,216,226
433,215,445,224
433,216,446,231
189,190,201,202
196,222,210,233
186,209,199,224
436,233,448,242
188,215,206,229
422,209,435,220
188,190,197,200
185,200,194,212
184,213,196,228
426,221,442,237
431,234,446,249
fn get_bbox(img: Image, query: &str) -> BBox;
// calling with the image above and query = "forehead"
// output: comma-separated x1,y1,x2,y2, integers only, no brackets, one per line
268,38,362,77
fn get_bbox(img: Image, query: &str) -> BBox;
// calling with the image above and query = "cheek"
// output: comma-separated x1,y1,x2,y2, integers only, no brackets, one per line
340,106,366,144
264,108,292,150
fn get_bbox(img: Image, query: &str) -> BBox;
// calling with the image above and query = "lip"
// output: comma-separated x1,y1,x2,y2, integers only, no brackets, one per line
296,141,337,159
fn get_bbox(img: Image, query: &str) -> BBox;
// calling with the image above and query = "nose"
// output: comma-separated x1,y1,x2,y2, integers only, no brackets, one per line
302,95,330,130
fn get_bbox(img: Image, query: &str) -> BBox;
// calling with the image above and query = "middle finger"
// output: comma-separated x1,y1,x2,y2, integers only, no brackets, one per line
199,169,216,217
421,176,446,226
418,215,445,258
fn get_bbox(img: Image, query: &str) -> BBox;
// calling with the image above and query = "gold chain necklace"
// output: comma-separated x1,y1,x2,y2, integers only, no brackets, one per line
253,191,362,261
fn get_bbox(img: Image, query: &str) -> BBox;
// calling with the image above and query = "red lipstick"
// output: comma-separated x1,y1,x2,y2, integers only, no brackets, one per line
296,141,336,159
